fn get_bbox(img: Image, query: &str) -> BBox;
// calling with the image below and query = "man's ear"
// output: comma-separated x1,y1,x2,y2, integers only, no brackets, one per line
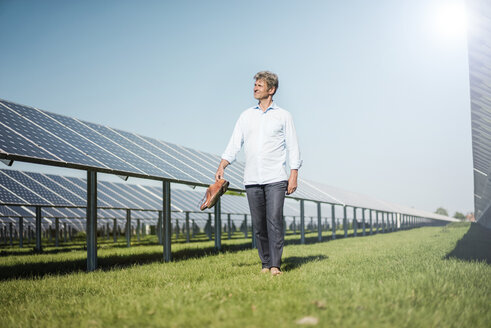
268,87,276,95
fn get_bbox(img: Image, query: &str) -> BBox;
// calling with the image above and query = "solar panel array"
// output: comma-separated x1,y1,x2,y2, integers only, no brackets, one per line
0,99,343,205
298,178,455,222
467,0,491,228
0,169,255,215
0,99,456,223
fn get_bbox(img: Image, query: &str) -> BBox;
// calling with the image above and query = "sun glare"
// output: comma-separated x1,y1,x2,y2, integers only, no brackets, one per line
434,2,468,40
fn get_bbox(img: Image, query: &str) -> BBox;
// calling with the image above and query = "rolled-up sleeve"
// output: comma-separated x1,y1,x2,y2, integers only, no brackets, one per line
221,115,244,164
285,113,302,170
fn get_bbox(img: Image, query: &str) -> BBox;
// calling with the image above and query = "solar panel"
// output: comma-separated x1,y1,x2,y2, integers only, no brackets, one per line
0,99,251,190
0,184,29,205
0,170,50,205
0,205,33,217
103,181,157,209
99,126,203,183
0,101,104,168
21,172,84,206
44,113,155,176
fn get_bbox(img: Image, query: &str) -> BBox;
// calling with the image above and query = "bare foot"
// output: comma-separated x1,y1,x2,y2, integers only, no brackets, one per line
271,267,282,276
260,268,270,273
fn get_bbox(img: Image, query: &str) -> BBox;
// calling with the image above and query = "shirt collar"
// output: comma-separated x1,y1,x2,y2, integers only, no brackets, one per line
254,101,278,113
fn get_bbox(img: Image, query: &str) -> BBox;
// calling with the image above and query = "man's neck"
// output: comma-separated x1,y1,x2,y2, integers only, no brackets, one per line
258,98,273,112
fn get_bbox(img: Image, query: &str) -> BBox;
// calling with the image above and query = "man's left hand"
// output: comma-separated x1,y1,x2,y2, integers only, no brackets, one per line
286,170,298,195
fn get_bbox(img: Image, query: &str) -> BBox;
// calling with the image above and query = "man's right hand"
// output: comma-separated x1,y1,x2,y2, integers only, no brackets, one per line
215,159,230,181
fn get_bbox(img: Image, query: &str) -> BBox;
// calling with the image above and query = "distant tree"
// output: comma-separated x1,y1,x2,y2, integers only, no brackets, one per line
435,207,449,216
453,212,465,220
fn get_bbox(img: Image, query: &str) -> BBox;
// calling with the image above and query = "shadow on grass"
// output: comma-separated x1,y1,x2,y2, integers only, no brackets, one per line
445,223,491,264
282,255,328,272
0,228,403,280
0,240,255,281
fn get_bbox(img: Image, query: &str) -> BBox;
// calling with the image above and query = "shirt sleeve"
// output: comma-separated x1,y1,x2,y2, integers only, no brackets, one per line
221,114,244,164
285,112,302,170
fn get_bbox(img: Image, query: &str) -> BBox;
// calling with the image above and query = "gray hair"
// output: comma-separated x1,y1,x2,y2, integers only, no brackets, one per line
254,71,279,95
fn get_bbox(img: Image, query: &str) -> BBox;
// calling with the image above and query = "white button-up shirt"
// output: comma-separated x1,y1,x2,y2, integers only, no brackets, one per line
222,102,302,186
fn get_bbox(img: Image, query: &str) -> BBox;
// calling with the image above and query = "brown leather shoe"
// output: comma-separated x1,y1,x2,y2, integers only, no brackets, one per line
199,179,229,211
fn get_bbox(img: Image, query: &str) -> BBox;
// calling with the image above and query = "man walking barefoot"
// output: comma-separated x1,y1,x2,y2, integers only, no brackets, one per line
215,71,302,276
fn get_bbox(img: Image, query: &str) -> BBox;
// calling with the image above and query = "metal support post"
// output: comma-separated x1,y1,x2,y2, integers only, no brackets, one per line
317,202,322,242
300,200,305,244
214,197,222,251
9,222,13,246
112,218,117,243
331,204,336,240
391,213,394,232
163,181,171,262
86,170,98,272
35,206,42,252
55,218,60,247
382,212,386,233
362,209,366,236
19,217,23,248
157,211,163,245
27,225,31,244
227,213,231,240
244,214,248,238
137,219,141,242
293,216,296,234
353,207,357,237
64,222,67,242
125,209,131,247
186,212,190,243
343,206,348,238
375,211,379,233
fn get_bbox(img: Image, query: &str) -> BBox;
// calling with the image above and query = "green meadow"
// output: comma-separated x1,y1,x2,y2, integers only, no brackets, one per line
0,222,489,327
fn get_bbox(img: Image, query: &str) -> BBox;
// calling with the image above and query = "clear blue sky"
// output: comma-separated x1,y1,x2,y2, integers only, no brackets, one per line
0,0,473,216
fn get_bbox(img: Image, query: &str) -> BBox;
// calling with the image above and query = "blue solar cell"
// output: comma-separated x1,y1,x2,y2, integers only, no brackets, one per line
41,208,60,218
23,172,85,206
64,176,120,208
0,172,47,205
45,174,90,203
176,144,244,189
187,147,244,189
83,122,199,183
109,182,160,209
0,101,103,168
0,183,29,205
115,131,209,183
1,170,73,205
16,103,144,174
41,113,159,176
0,105,60,161
98,181,139,209
0,205,31,217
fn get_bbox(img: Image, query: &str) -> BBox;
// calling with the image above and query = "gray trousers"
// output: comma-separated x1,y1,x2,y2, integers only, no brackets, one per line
245,180,287,269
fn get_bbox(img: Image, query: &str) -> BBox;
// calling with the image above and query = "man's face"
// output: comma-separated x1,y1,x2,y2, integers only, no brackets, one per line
254,79,275,100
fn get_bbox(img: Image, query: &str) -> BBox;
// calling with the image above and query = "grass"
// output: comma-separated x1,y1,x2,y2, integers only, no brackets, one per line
0,222,489,327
